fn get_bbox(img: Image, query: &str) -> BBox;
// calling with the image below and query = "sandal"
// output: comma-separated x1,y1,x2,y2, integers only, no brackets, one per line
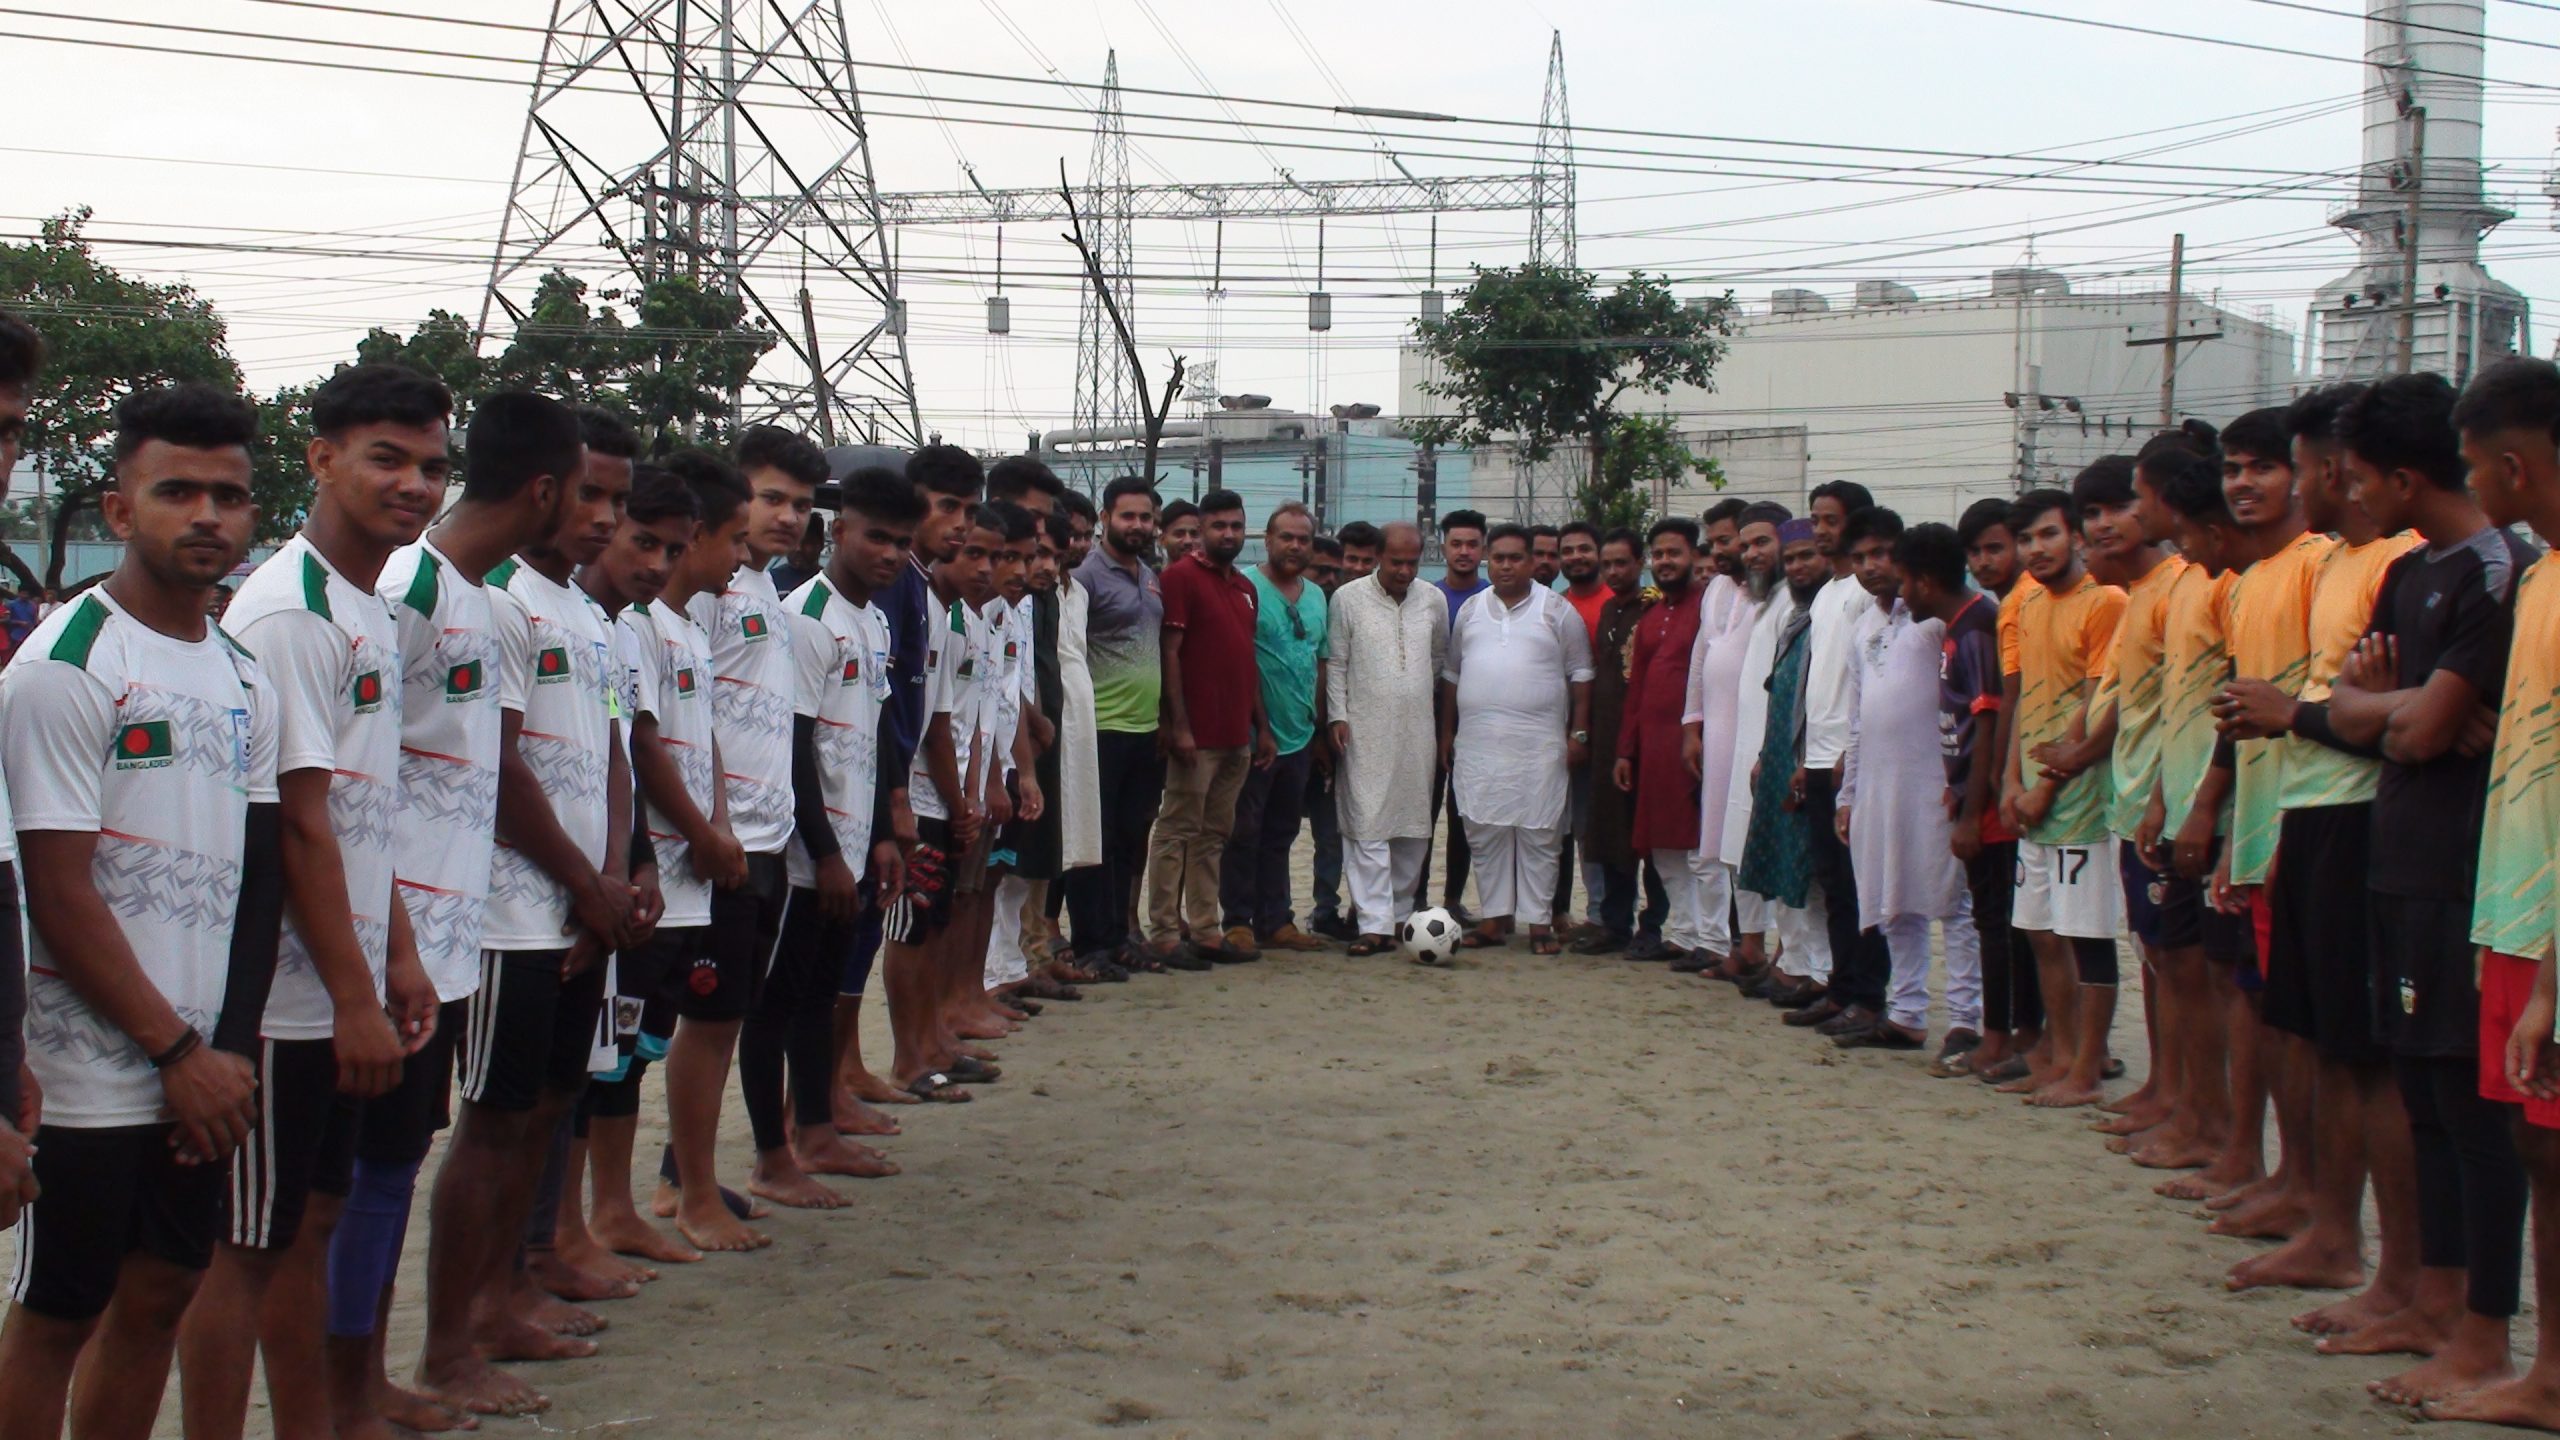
1976,1054,2033,1085
903,1072,973,1103
1529,931,1562,956
1455,929,1503,950
1346,934,1394,957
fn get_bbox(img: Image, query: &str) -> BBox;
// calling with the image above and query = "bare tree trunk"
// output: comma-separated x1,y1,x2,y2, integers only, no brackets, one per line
43,489,97,593
1060,162,1186,487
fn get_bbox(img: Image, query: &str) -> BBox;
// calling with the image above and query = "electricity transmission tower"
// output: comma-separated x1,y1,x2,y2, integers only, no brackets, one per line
481,0,922,446
1530,30,1577,270
1070,51,1140,449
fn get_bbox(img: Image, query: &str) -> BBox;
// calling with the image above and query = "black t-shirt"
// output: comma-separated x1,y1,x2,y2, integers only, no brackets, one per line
2364,526,2534,899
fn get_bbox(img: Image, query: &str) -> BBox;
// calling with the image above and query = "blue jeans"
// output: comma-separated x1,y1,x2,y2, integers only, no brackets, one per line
1306,757,1343,923
1220,745,1315,935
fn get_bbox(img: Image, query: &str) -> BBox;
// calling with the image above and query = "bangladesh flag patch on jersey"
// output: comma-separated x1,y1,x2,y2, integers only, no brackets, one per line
351,670,385,713
740,612,770,642
113,720,173,771
445,659,484,701
535,645,571,684
675,667,698,696
841,656,861,686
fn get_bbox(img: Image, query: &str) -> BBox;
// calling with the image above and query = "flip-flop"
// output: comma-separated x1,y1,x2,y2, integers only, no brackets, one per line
1346,936,1393,956
904,1072,973,1103
946,1056,1002,1084
1530,935,1563,956
2102,1057,2128,1080
1455,931,1502,950
1977,1055,2033,1085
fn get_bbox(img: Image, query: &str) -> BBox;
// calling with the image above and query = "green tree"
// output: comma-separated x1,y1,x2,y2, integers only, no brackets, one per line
355,309,488,402
1410,263,1737,504
1577,413,1727,531
0,210,244,588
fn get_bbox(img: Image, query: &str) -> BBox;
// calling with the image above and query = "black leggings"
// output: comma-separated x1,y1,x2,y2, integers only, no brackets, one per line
1971,841,2042,1032
2398,1053,2527,1318
742,887,848,1154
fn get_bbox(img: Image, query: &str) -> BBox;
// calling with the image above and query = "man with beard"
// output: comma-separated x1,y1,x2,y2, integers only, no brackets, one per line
1688,503,1789,983
1065,478,1162,974
1551,521,1606,940
1219,502,1328,955
1574,529,1650,954
1724,514,1827,1002
1529,524,1562,589
1327,523,1447,955
1702,497,1748,582
1612,518,1710,966
1794,480,1895,1036
1737,521,1838,1002
1147,490,1272,966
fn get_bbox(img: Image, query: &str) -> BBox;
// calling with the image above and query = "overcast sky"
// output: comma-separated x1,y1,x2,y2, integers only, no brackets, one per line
12,0,2560,449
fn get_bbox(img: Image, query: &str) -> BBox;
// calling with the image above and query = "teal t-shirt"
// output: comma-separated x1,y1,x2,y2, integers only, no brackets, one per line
1248,568,1328,755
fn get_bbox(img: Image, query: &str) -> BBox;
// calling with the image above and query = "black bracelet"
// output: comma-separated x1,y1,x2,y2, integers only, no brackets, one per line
148,1028,201,1070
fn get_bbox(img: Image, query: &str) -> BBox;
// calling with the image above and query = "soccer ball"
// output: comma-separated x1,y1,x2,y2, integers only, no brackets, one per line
1399,907,1461,966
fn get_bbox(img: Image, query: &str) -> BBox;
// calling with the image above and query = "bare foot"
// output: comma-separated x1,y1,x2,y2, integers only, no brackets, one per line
747,1162,848,1211
2208,1195,2309,1241
2371,1321,2516,1406
2320,1304,2452,1358
2225,1232,2365,1293
2207,1174,2281,1212
843,1068,921,1107
2103,1126,2162,1155
795,1132,900,1179
831,1096,902,1137
527,1249,636,1304
2101,1082,2159,1117
554,1232,655,1288
2295,1284,2412,1337
474,1312,598,1363
2093,1108,2164,1137
674,1200,771,1253
2423,1368,2560,1429
414,1357,547,1417
2029,1082,2104,1109
525,1294,604,1339
589,1206,701,1266
950,1015,1017,1041
2130,1132,2221,1172
373,1377,480,1432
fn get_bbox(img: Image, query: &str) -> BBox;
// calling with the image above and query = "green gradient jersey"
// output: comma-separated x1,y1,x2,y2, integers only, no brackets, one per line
2103,556,2185,840
2224,532,2332,885
1075,547,1163,734
2012,571,2125,847
2157,564,2238,837
2281,533,2421,813
2472,553,2560,960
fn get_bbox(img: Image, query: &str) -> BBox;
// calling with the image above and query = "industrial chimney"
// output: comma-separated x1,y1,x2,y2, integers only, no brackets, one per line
2310,0,2525,382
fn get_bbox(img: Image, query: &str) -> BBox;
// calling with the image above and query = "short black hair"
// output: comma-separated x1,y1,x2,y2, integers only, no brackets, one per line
1336,519,1382,549
1702,497,1749,528
2339,372,2467,491
1841,505,1904,550
1894,522,1968,593
1198,487,1244,516
1161,498,1199,525
977,498,1037,545
2134,418,2221,476
2152,450,2234,523
577,405,641,461
1438,508,1487,536
625,464,701,527
1808,479,1874,515
2221,406,2290,466
0,310,44,389
2069,455,2137,511
1058,489,1097,525
1042,506,1076,548
114,383,259,466
1645,516,1701,549
1956,497,2014,547
1526,523,1559,543
907,442,984,500
1487,522,1531,550
1737,501,1792,531
2286,382,2369,446
840,465,926,527
1312,534,1343,558
1557,520,1599,545
735,425,827,489
2454,358,2560,442
460,391,582,503
309,362,452,440
985,454,1064,504
660,446,752,530
1600,525,1642,554
2008,487,2078,535
1100,475,1157,513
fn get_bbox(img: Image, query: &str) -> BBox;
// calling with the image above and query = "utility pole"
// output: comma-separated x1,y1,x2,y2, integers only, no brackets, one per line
2124,231,2221,428
797,288,835,446
2400,105,2428,372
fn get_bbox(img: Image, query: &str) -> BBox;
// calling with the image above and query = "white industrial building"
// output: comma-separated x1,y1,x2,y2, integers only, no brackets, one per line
1398,269,2299,523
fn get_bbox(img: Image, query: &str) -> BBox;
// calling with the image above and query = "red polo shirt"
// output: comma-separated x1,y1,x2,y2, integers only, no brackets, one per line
1161,551,1261,749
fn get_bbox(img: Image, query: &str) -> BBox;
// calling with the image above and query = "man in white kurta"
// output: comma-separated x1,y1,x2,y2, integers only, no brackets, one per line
1721,523,1827,986
1686,509,1782,970
1439,529,1594,950
1324,523,1446,950
1840,593,1981,1050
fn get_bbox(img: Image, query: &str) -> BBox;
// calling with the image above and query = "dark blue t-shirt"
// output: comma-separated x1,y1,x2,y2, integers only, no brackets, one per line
875,555,933,790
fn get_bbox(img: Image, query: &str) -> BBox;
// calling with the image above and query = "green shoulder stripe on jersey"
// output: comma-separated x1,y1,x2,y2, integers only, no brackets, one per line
486,557,520,588
300,550,334,620
946,599,966,632
215,625,255,662
631,600,652,616
48,595,109,668
801,581,834,619
399,549,441,617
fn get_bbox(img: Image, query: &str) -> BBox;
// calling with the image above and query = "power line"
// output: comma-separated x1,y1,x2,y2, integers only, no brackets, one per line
1915,0,2560,92
2237,0,2560,54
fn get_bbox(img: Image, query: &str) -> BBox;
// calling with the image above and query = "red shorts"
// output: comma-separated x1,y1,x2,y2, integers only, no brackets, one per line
2477,950,2560,1130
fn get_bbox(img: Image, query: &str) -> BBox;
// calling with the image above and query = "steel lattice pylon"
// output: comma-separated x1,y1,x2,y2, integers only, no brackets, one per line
1530,30,1576,270
480,0,921,446
1071,50,1140,452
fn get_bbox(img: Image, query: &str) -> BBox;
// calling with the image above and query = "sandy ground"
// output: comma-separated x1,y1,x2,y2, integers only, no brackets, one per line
28,839,2520,1437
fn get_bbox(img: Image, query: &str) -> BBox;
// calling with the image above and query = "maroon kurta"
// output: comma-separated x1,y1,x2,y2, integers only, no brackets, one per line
1616,583,1704,853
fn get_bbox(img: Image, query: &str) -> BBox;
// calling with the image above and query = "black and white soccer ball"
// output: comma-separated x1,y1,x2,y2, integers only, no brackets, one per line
1399,907,1460,966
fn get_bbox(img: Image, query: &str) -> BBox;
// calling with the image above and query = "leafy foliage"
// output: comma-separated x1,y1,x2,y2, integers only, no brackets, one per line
1409,263,1737,504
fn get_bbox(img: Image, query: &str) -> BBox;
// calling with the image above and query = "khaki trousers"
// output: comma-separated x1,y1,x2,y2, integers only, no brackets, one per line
1146,746,1250,944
